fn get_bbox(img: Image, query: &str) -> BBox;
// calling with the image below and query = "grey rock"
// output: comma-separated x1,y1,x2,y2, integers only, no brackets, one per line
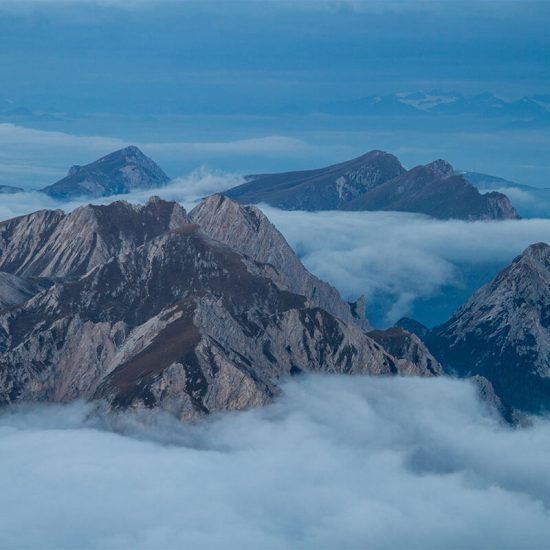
0,217,429,420
190,194,371,330
368,327,443,376
223,151,519,221
0,272,50,311
0,197,189,278
430,242,550,414
40,146,170,199
224,150,405,211
342,160,520,220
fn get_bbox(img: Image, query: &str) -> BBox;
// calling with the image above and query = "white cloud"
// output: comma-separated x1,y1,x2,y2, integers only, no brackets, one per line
259,207,550,324
1,375,550,549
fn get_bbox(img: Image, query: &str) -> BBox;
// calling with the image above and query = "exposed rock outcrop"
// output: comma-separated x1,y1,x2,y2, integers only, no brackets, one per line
225,150,406,210
368,327,443,376
0,197,188,278
190,194,371,330
429,242,550,414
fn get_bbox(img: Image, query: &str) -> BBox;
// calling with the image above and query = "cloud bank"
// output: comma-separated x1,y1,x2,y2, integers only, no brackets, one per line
260,206,550,325
1,375,550,549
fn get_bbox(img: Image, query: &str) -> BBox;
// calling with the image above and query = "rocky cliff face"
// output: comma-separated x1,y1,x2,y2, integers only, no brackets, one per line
40,146,170,199
0,273,49,311
429,243,550,414
225,150,406,210
0,196,434,420
223,152,519,221
190,195,371,331
368,327,443,376
0,197,188,278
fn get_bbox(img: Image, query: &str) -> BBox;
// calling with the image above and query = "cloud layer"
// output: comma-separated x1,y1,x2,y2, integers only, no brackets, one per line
261,206,550,325
1,375,550,549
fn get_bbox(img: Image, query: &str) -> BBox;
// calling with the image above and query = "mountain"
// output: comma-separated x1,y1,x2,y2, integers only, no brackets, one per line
461,171,550,219
0,197,188,278
428,243,550,415
190,194,370,330
224,150,406,210
0,273,50,311
40,146,170,199
368,327,443,376
224,152,519,220
0,196,435,420
0,185,24,194
342,160,520,220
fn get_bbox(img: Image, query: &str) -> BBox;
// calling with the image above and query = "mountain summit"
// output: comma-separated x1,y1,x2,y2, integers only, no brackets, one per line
40,146,170,199
225,150,406,210
429,242,550,414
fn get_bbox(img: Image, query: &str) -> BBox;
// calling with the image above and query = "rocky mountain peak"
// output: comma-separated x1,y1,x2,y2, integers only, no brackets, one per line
191,194,372,330
40,146,170,200
430,241,550,414
424,159,454,179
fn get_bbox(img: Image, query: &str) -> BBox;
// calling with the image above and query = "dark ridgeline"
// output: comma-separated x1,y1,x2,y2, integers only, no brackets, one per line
225,152,520,220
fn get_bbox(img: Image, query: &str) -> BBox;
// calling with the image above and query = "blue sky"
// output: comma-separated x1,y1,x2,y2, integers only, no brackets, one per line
1,0,549,187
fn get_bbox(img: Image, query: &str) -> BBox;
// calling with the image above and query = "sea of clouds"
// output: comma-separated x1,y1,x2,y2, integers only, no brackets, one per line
1,375,550,550
1,169,549,326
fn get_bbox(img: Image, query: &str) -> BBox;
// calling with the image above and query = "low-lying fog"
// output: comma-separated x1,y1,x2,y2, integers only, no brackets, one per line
1,376,550,550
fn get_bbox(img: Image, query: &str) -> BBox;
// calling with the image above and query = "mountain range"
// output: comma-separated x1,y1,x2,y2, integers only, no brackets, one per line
0,196,439,420
0,192,547,422
320,91,550,121
225,151,520,220
0,145,522,221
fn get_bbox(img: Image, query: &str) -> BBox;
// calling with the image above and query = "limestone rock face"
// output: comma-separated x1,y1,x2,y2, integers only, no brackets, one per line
430,243,550,414
40,146,170,199
0,272,50,311
190,195,371,331
368,327,443,376
0,197,189,278
0,197,435,420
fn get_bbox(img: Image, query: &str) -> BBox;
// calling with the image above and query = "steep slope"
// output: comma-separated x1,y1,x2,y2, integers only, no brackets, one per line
190,194,370,330
343,160,520,220
224,150,405,210
368,327,443,376
0,197,189,278
0,220,429,420
430,243,550,414
0,273,49,311
40,146,170,199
